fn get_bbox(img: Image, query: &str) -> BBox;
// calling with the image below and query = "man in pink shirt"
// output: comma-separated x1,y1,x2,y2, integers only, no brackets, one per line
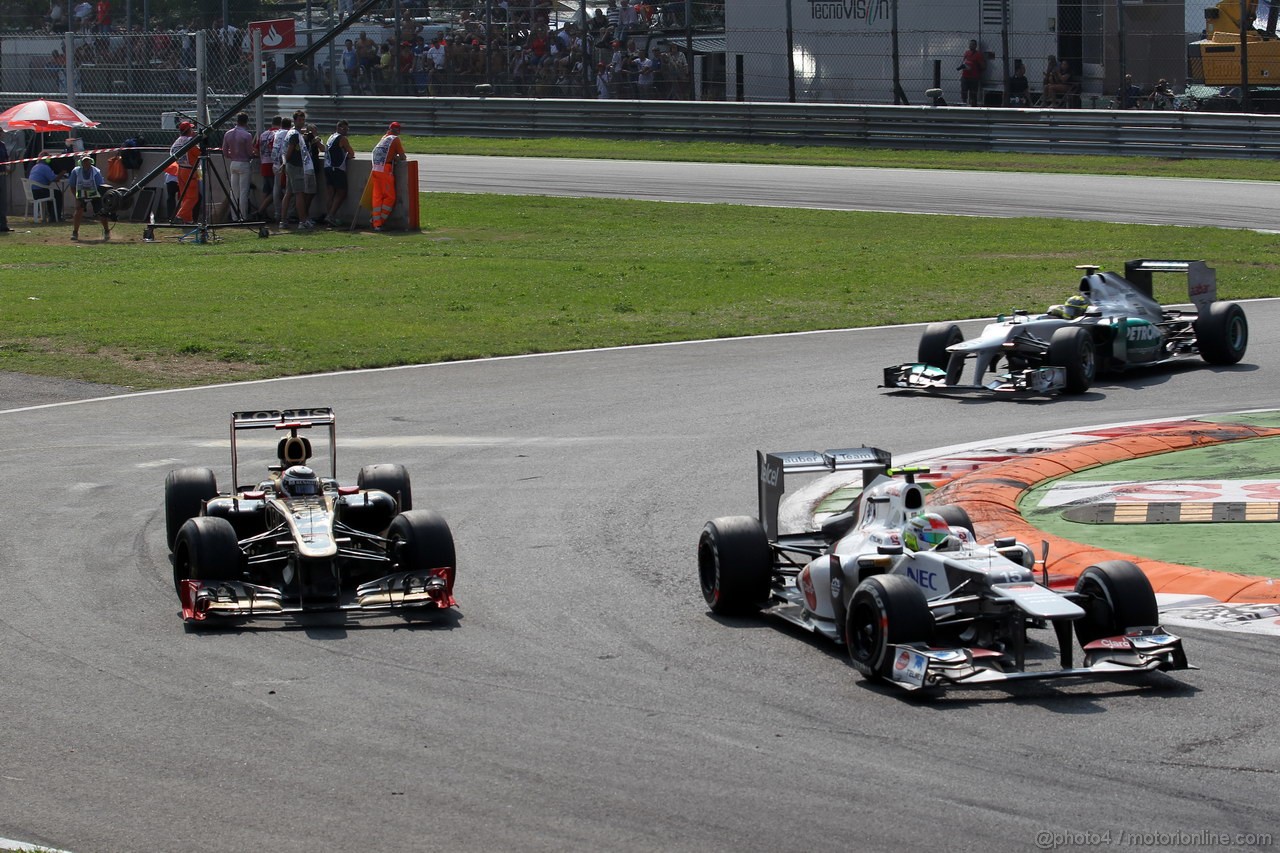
221,111,255,221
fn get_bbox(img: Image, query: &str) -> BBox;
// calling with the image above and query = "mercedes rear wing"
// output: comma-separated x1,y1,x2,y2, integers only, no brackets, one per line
1119,259,1217,314
229,407,338,489
757,447,892,541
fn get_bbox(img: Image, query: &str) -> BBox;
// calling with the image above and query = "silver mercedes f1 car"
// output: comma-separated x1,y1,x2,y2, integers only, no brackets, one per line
164,407,456,627
697,447,1192,692
883,259,1247,395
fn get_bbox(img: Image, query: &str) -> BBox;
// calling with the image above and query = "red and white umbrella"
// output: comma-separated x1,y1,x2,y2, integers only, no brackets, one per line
0,99,100,132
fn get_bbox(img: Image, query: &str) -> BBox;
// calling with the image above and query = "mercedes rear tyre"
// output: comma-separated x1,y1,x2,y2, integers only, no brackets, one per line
164,467,218,551
389,510,456,572
358,463,413,512
1073,560,1159,646
697,516,772,615
1048,326,1096,394
173,516,241,594
1195,301,1248,365
846,574,933,681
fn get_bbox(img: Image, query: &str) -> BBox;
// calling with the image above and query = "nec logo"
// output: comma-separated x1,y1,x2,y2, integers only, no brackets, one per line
906,566,937,591
760,462,781,487
1126,324,1160,342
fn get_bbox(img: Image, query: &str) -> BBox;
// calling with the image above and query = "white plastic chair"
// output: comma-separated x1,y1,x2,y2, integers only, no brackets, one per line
22,178,57,224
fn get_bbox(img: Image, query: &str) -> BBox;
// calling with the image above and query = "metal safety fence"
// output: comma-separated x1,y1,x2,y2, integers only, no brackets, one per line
7,92,1278,163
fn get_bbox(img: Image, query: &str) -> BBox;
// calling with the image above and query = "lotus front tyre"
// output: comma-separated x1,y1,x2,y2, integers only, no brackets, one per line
172,516,240,594
389,510,455,571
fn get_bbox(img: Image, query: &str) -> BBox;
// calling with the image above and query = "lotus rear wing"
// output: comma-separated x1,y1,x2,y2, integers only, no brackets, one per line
757,447,892,541
1119,259,1217,314
230,407,338,489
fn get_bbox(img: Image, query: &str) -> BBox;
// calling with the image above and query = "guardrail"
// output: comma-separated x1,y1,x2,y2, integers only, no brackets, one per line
9,91,1280,160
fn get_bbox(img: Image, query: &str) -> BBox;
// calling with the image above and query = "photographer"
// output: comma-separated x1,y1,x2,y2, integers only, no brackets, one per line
68,155,110,242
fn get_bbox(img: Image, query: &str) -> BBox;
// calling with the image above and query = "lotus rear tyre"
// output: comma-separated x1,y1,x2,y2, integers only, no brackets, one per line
164,467,218,551
1073,560,1159,645
697,516,771,615
845,574,933,681
358,463,413,512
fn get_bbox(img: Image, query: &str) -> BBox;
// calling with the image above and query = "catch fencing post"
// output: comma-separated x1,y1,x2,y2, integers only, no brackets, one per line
252,28,264,137
64,30,75,104
197,30,207,128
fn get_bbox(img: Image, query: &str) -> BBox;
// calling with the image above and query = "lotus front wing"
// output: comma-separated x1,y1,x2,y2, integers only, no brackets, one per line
178,567,457,625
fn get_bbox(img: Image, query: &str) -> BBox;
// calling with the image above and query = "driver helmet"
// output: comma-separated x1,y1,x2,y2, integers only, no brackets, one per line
903,513,951,552
281,464,320,496
1049,294,1090,320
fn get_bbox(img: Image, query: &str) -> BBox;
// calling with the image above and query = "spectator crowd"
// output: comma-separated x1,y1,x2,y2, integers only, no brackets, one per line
16,0,723,100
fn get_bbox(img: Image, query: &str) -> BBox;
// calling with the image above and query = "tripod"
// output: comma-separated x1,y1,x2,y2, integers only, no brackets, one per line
142,113,269,244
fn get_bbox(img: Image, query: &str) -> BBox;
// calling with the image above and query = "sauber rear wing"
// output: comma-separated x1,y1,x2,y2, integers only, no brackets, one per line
757,447,892,541
230,407,338,489
1119,259,1217,314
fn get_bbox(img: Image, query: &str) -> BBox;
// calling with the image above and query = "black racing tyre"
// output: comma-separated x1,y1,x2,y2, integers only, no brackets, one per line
358,463,413,512
388,510,456,571
697,516,771,615
845,574,934,681
1195,301,1248,365
931,504,975,540
1048,325,1096,394
1073,560,1159,646
172,516,241,594
918,323,963,372
164,467,218,551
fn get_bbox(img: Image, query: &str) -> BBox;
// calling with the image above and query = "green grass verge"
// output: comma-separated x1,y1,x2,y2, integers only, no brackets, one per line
351,134,1280,183
3,192,1279,390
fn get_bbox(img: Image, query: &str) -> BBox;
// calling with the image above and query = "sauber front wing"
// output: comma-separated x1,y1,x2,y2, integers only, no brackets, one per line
882,627,1193,691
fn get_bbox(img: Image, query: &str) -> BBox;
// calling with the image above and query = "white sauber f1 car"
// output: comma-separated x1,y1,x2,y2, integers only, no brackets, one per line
697,447,1192,692
882,259,1248,396
164,407,457,628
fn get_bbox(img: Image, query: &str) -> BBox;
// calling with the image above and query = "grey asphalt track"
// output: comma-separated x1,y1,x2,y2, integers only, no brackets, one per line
417,154,1280,230
2,167,1278,853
